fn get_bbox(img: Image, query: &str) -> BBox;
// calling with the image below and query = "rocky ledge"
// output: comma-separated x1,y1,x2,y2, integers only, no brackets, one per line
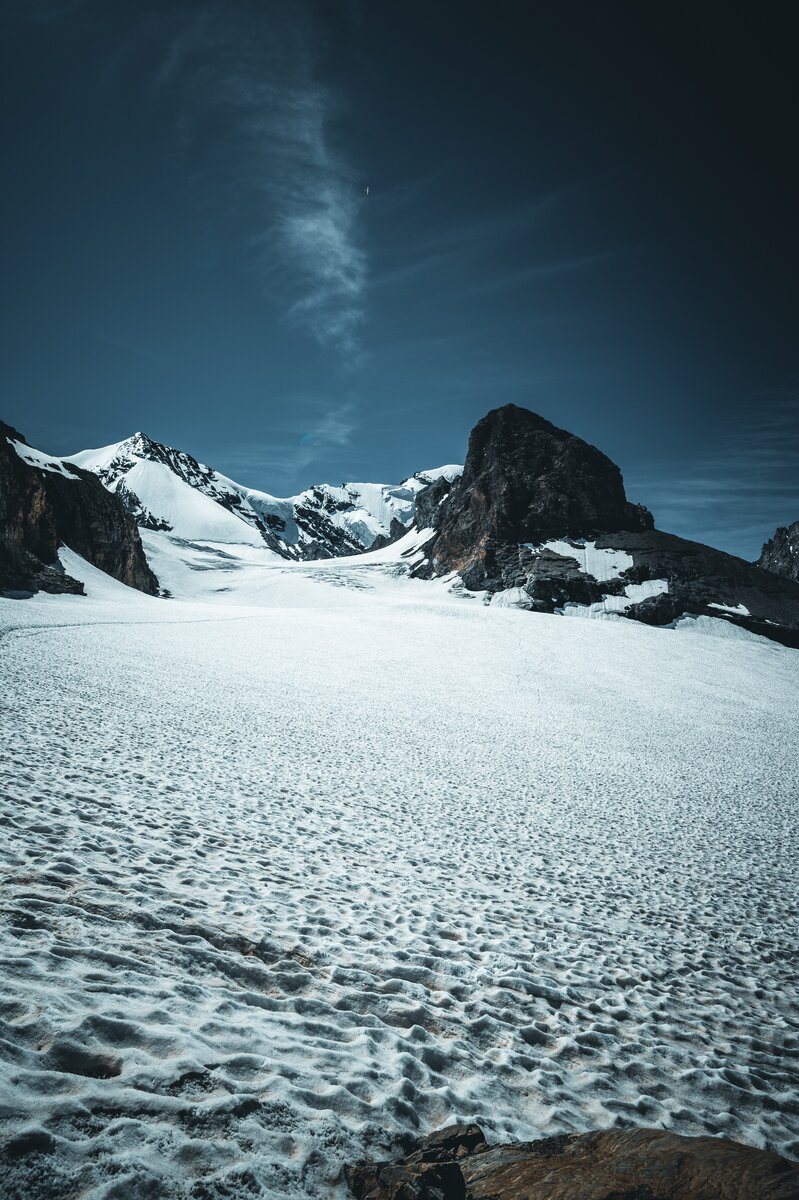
345,1122,799,1200
0,420,159,596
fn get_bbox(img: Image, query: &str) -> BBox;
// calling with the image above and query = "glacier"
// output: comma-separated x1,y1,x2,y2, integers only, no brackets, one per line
0,534,797,1198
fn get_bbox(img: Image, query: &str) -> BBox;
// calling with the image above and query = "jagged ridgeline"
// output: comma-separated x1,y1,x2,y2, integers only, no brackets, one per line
757,518,799,584
67,431,462,561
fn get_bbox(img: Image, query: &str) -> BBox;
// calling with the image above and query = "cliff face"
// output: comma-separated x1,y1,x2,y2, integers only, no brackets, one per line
430,405,653,586
418,405,799,647
0,421,159,596
757,519,799,583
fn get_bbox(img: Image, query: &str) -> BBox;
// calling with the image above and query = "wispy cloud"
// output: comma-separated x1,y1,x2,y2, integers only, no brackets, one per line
466,247,639,296
160,2,366,365
221,399,361,488
371,191,571,292
628,393,799,559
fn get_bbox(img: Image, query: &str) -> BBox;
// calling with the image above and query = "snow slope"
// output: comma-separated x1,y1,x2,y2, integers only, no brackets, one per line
1,545,797,1198
9,438,80,480
70,432,462,560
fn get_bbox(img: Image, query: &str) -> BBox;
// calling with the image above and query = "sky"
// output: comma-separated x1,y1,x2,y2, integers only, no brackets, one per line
1,0,797,558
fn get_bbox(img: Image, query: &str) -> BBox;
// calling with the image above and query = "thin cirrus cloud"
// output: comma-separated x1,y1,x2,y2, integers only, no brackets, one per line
159,2,366,366
628,395,799,558
220,400,361,488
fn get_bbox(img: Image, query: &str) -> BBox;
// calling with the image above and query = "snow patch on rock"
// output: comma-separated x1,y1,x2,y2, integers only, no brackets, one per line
561,578,669,620
10,439,80,480
523,539,634,581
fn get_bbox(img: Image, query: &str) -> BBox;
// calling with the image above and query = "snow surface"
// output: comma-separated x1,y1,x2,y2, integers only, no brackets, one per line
1,539,798,1198
490,586,536,610
673,614,771,644
10,439,80,480
708,602,751,617
412,464,463,487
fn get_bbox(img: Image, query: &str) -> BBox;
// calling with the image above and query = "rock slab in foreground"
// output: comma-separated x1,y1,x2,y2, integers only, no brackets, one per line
345,1122,799,1199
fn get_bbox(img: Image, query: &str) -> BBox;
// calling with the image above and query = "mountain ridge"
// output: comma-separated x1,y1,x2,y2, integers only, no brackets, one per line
4,408,799,647
69,431,462,561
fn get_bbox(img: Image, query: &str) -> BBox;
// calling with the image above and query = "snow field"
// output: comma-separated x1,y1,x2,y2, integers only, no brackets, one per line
1,551,798,1198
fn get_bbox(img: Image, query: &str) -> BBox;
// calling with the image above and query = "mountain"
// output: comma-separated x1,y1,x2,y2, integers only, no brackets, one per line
0,421,158,596
70,432,462,560
416,405,799,647
757,519,799,583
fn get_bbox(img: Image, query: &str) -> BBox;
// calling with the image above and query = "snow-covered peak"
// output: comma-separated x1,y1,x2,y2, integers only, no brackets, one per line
415,464,463,485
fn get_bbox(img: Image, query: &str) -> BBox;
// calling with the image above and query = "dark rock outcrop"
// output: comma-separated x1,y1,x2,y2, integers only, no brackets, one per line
422,405,799,647
0,421,159,596
757,519,799,583
415,474,456,533
371,517,411,553
346,1123,799,1200
431,405,653,587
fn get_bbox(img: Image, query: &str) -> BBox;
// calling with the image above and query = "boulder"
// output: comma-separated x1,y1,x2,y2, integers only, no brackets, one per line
345,1124,799,1200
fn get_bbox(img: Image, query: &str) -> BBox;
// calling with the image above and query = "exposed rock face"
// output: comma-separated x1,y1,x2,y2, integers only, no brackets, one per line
758,519,799,583
420,405,799,647
0,421,159,596
346,1122,799,1200
370,517,412,553
415,474,456,533
431,405,653,587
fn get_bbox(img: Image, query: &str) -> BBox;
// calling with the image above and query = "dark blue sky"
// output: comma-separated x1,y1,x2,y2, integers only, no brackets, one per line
1,1,797,557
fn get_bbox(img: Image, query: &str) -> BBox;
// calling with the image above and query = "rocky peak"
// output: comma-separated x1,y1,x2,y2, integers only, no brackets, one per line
413,405,799,645
430,404,653,585
101,432,215,489
126,431,157,455
757,518,799,583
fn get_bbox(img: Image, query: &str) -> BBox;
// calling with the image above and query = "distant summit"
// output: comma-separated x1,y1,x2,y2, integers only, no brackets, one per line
757,519,799,584
70,432,462,561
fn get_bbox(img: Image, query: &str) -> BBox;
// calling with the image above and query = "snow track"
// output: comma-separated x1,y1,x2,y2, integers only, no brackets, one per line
1,552,798,1198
